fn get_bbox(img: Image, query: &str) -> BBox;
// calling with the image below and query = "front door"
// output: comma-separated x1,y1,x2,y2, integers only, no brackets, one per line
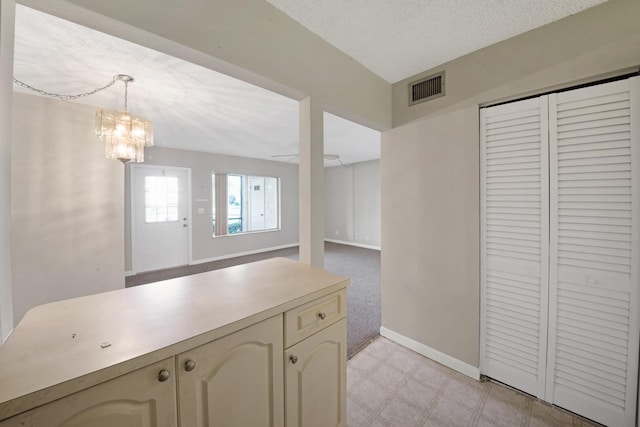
132,165,190,273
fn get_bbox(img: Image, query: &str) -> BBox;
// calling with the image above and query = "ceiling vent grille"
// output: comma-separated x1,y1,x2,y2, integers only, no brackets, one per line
409,71,445,106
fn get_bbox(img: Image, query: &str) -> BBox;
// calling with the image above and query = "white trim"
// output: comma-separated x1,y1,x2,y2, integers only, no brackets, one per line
189,243,299,265
380,327,480,381
479,106,488,379
628,75,640,427
546,92,559,402
324,239,380,251
538,94,550,400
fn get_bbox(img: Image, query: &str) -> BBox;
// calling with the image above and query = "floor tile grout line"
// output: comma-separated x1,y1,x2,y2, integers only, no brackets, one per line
416,371,455,426
468,378,493,427
521,392,533,427
358,362,420,426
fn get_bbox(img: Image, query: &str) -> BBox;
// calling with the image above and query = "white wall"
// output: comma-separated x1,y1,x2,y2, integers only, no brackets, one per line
11,93,124,325
382,0,640,368
325,160,380,249
0,0,16,342
125,146,299,271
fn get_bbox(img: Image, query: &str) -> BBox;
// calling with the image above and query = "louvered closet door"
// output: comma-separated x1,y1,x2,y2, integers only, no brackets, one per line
480,96,549,398
547,77,639,427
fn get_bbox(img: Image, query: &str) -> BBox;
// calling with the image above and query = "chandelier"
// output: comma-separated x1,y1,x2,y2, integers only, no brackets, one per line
13,74,153,163
95,75,153,163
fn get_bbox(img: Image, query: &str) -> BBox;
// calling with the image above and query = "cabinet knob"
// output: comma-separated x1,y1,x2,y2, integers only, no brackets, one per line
157,369,171,382
184,359,196,372
289,355,298,364
317,312,327,320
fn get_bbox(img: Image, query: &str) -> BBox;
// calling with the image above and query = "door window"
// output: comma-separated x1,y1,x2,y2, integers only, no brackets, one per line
144,176,179,223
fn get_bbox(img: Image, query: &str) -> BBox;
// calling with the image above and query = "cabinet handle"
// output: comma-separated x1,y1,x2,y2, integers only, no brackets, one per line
184,359,196,372
289,355,298,364
157,369,171,382
317,312,327,320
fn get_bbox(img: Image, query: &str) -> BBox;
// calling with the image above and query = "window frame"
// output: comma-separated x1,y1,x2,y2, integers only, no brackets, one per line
211,172,281,237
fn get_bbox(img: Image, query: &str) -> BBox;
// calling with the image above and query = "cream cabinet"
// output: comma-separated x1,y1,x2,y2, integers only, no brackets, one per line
0,259,348,427
283,290,347,427
285,319,347,427
1,358,177,427
177,315,284,427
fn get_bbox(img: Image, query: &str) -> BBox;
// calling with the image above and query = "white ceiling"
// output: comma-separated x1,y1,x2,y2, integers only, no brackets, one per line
12,5,381,167
13,1,607,165
264,0,608,83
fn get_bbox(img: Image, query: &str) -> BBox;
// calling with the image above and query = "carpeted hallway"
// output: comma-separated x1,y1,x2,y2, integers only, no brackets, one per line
126,241,381,358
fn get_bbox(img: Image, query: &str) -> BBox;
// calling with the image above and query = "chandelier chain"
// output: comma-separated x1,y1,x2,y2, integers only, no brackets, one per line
124,80,129,112
12,75,120,101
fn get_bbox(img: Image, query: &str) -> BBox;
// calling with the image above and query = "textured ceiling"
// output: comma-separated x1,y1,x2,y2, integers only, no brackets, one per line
12,5,381,166
264,0,608,83
14,1,607,164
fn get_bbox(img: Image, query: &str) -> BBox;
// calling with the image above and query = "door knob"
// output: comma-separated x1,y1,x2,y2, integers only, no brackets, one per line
184,359,196,372
290,355,298,364
157,369,170,382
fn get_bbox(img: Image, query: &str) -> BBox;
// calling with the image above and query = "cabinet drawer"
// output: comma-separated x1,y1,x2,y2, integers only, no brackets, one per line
285,290,346,347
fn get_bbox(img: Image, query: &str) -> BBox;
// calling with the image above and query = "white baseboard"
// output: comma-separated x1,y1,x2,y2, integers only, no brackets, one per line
324,238,381,251
190,243,299,265
380,326,480,381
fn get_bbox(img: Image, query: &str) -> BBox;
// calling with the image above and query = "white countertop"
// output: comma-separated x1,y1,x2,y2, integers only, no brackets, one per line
0,257,349,420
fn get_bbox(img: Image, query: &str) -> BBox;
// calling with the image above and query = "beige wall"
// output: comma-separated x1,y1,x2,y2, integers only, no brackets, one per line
382,0,640,367
11,93,124,325
325,160,380,248
124,146,299,271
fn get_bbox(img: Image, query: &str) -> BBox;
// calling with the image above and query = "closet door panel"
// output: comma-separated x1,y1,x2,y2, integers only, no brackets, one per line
480,96,549,398
548,77,639,427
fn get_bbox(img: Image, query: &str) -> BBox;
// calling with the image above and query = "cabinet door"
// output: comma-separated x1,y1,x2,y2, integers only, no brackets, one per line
177,315,284,427
285,318,346,427
1,358,177,427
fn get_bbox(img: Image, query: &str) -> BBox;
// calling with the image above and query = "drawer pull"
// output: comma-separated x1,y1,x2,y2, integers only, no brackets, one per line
317,312,327,320
184,359,196,372
158,369,171,382
290,355,298,364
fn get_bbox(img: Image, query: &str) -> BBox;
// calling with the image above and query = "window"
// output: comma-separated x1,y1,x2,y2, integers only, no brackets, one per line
227,174,243,234
212,173,279,236
145,176,179,223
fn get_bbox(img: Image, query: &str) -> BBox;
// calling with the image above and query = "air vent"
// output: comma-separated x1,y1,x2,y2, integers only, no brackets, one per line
409,71,445,106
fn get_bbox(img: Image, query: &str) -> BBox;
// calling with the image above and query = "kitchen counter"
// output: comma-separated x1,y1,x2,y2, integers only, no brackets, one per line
0,257,349,420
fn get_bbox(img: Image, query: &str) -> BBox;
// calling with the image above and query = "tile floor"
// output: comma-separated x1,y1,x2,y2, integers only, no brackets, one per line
347,337,602,427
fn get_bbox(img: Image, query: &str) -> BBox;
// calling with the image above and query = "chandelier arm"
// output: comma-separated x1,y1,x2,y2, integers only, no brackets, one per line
12,75,119,101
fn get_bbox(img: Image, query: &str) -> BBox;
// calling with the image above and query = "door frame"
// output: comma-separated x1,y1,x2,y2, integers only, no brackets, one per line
130,164,193,274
